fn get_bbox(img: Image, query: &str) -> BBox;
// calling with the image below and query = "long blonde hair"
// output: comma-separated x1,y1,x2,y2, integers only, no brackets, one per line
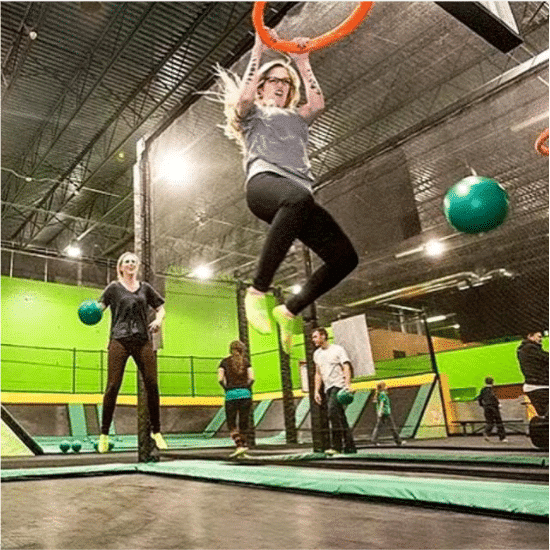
116,251,140,282
212,60,302,152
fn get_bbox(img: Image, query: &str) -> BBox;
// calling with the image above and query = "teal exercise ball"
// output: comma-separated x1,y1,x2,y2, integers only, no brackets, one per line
337,388,354,405
59,440,71,453
443,176,509,234
78,300,102,326
71,440,82,453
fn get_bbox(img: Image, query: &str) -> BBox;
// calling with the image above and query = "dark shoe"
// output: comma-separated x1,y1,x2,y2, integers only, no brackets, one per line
343,447,357,454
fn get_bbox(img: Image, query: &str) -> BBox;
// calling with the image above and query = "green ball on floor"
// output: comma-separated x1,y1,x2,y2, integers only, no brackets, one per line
59,440,71,453
71,440,82,453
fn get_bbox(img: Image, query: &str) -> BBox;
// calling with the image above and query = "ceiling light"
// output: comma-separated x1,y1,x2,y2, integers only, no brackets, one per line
191,265,212,280
157,149,190,185
65,245,81,258
425,240,444,257
426,314,447,323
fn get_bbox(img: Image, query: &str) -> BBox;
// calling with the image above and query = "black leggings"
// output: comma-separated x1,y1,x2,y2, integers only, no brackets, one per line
246,173,358,315
102,338,160,434
225,397,252,447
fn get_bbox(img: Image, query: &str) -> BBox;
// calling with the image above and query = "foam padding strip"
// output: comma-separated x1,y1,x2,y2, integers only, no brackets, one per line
294,397,310,427
1,420,34,457
253,400,271,425
203,406,226,437
322,451,549,467
236,450,548,467
1,463,137,482
345,391,370,427
139,459,548,517
68,404,87,438
1,405,43,455
400,383,432,439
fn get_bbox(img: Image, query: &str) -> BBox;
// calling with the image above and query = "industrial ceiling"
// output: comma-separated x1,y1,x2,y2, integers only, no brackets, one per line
2,2,548,332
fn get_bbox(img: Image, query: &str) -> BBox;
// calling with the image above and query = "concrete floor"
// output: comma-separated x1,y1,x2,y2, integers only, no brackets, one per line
1,474,548,550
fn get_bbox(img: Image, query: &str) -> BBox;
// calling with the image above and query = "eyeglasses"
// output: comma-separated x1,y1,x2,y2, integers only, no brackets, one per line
264,76,292,87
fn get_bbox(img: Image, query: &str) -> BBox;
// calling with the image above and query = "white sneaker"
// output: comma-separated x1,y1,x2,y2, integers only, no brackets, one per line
325,448,339,456
151,432,168,450
500,438,509,443
98,434,110,453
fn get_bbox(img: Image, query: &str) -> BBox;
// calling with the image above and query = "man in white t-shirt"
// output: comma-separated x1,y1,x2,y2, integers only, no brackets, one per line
313,327,357,454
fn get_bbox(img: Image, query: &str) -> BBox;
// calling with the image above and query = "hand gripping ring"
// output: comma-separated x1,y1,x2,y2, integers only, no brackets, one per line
253,2,374,54
535,128,549,156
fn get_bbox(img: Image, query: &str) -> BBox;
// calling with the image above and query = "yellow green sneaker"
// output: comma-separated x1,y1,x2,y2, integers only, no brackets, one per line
273,305,295,355
151,432,168,450
245,289,272,334
229,446,249,458
98,434,110,453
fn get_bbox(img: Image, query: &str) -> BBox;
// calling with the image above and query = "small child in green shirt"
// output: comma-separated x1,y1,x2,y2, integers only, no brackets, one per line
371,381,403,446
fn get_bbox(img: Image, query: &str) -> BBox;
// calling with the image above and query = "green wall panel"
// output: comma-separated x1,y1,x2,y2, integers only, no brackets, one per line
435,338,548,390
4,276,543,397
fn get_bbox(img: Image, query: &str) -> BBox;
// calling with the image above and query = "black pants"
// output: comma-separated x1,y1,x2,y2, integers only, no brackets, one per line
246,173,358,315
483,405,506,440
326,387,356,452
102,338,160,434
527,389,549,417
225,397,252,447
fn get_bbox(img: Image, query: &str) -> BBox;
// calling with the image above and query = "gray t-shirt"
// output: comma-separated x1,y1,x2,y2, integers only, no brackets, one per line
240,104,315,190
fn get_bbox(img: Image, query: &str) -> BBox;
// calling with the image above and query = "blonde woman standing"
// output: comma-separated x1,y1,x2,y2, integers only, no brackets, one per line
216,30,358,354
98,252,167,453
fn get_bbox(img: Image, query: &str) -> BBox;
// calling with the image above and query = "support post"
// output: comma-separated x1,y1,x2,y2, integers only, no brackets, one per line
273,287,297,444
421,309,449,436
134,137,155,462
301,245,329,451
236,280,255,446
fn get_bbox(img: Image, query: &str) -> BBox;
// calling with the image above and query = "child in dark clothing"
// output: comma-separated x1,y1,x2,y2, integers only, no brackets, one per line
477,377,508,442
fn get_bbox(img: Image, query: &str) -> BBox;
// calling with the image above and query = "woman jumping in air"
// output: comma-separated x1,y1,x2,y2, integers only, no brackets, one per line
217,29,358,353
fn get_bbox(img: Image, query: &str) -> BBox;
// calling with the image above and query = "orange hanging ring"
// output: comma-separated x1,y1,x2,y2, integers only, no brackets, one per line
253,2,374,54
535,128,549,156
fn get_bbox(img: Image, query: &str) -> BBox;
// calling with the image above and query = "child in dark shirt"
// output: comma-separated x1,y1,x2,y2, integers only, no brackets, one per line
477,377,508,442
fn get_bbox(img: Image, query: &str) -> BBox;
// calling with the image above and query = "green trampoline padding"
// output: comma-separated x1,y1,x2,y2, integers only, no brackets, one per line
400,383,432,439
1,421,34,457
68,404,87,438
345,390,370,427
241,450,548,467
3,458,547,518
253,400,271,425
322,451,549,468
139,459,549,518
203,407,226,437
